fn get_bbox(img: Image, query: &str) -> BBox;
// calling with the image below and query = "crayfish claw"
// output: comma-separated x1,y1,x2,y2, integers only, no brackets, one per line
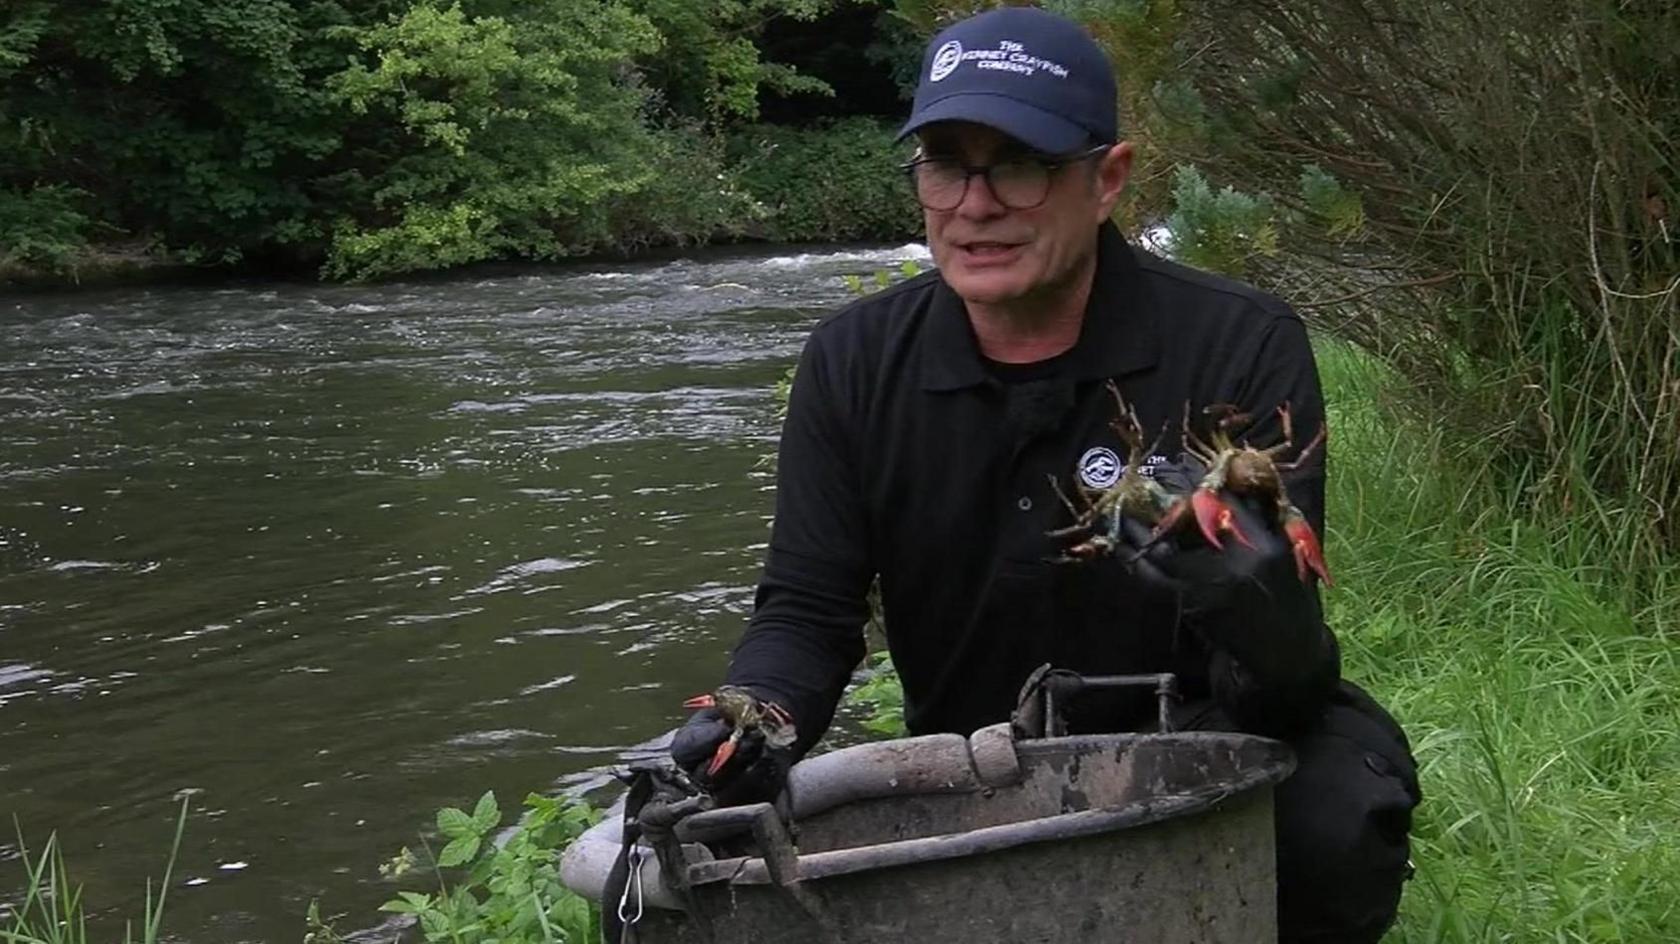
1190,488,1254,550
683,693,717,710
705,737,738,777
1283,513,1333,586
1190,489,1225,549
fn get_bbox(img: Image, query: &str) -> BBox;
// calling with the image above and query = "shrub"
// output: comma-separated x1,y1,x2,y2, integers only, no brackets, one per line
727,117,923,243
0,186,93,275
306,791,602,944
603,123,766,253
1083,0,1679,561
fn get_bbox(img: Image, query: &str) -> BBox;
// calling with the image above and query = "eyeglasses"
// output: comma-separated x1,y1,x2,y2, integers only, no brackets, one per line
900,144,1112,211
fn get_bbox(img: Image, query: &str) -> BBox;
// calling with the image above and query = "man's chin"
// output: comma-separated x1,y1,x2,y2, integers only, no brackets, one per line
944,268,1034,307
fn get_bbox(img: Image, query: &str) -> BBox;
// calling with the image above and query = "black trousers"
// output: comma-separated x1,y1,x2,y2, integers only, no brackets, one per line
1176,681,1421,944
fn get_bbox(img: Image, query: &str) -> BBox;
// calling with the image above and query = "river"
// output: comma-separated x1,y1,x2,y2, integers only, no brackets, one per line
0,242,929,941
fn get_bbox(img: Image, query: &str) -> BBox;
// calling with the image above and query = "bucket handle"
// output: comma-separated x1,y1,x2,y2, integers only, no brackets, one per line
1019,668,1180,738
670,802,846,943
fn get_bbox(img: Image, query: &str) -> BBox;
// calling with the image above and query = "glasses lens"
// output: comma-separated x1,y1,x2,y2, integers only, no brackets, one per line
988,159,1051,210
912,159,968,210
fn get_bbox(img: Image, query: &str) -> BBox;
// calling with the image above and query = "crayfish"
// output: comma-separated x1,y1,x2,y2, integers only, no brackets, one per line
1047,381,1179,560
1150,401,1332,585
1046,383,1332,585
681,685,796,777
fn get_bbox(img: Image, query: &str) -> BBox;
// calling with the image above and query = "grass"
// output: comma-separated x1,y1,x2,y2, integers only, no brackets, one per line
1,800,188,944
1314,340,1680,942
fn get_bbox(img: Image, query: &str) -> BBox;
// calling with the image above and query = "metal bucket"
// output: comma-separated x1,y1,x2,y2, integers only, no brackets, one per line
562,709,1295,943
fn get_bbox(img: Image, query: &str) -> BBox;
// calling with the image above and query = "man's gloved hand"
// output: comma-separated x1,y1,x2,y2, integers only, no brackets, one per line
1113,465,1337,731
669,694,795,807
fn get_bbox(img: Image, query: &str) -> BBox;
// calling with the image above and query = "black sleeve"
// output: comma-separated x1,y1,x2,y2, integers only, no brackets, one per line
1206,313,1341,735
723,328,872,756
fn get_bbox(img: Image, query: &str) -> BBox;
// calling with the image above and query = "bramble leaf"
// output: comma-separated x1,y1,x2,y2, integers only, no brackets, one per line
436,806,474,839
437,835,480,869
471,790,499,833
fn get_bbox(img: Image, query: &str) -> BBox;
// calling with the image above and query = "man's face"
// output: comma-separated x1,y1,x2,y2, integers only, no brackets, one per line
913,122,1132,309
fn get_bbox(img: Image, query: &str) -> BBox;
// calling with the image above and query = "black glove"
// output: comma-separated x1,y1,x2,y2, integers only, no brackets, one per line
669,698,794,807
1115,474,1339,733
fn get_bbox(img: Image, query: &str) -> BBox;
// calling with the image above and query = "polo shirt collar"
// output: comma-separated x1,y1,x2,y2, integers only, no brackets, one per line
919,222,1159,392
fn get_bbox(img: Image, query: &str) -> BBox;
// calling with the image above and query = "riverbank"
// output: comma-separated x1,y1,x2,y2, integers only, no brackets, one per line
1,118,924,293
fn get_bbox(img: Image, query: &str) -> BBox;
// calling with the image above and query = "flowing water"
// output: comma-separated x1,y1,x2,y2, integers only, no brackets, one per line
0,242,930,941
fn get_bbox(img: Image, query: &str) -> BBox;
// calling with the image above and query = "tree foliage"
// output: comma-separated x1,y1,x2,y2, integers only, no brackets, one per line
0,0,893,280
320,0,662,278
727,116,922,242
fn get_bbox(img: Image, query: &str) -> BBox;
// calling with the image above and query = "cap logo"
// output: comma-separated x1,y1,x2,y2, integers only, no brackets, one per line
930,40,963,82
1077,447,1122,489
930,38,1074,85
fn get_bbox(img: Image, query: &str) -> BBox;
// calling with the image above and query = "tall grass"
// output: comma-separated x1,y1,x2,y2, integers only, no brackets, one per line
1,800,188,944
1316,341,1680,941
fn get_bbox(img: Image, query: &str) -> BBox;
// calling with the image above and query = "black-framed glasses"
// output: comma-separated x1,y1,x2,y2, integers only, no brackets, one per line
900,144,1112,211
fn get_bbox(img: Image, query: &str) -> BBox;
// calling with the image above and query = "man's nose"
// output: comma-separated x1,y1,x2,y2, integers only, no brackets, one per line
955,171,1007,220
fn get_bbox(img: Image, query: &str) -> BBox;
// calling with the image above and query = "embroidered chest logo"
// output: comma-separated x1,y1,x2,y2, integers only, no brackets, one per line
1077,446,1122,489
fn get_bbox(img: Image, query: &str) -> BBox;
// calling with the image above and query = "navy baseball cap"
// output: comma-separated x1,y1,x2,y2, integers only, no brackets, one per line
898,6,1118,155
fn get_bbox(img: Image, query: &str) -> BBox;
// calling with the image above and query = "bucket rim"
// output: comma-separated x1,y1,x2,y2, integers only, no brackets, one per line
687,733,1295,888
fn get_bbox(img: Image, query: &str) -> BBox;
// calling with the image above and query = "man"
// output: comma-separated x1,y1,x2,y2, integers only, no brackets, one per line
672,6,1420,941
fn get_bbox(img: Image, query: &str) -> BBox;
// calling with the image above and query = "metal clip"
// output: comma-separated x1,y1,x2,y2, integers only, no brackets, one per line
617,845,646,925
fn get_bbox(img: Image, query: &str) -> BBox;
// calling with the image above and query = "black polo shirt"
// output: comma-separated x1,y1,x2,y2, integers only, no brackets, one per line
726,222,1336,750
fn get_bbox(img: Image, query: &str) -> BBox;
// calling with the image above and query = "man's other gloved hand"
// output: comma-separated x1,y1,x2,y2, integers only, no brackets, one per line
669,701,794,807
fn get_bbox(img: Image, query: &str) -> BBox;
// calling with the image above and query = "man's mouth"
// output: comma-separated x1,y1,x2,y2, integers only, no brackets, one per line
956,240,1023,259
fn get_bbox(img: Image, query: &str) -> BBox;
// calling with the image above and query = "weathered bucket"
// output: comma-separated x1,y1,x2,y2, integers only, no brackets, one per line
562,676,1295,944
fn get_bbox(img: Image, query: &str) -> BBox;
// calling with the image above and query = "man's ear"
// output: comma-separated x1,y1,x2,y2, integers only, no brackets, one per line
1093,141,1134,222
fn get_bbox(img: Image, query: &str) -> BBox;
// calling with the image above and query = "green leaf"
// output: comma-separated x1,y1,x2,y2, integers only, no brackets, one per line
380,890,434,914
437,806,474,839
437,835,481,869
471,790,499,833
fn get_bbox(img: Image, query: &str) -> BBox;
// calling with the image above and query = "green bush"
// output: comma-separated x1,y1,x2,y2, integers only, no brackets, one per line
0,186,93,274
321,0,664,279
307,791,602,944
727,117,923,243
604,124,766,253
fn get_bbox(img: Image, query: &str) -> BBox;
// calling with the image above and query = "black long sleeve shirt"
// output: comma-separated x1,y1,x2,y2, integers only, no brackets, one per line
725,223,1339,753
